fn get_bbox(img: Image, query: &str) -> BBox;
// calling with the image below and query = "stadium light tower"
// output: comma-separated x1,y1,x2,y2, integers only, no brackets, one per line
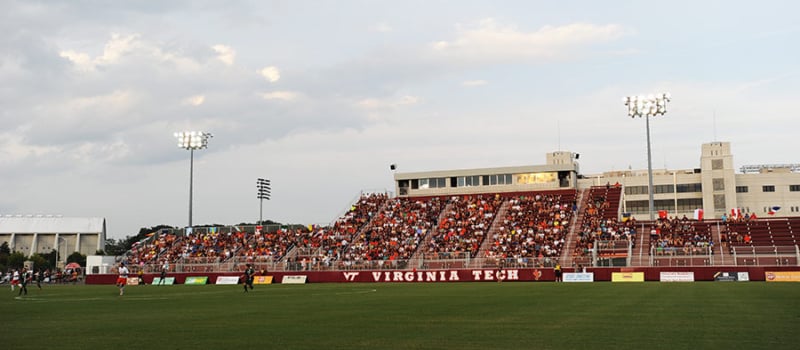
623,93,671,220
257,178,271,224
57,236,66,268
174,131,213,230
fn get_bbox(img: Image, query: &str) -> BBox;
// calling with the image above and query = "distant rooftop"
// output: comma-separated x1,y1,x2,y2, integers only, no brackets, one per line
740,164,800,174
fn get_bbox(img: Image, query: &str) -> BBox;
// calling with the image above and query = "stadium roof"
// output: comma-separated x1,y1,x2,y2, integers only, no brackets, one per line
0,216,106,234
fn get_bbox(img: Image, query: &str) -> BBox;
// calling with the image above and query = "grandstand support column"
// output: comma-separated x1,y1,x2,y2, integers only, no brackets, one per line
623,93,671,220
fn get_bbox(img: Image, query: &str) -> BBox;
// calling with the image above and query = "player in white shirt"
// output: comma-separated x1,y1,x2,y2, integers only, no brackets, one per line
116,263,130,296
11,269,20,291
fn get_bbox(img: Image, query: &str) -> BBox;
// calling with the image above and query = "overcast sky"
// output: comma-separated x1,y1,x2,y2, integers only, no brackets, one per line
2,1,799,238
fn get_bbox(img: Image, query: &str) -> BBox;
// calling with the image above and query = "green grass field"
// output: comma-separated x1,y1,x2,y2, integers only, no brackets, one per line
3,282,799,350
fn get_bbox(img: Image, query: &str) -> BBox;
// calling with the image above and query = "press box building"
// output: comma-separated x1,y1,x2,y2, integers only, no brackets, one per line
393,142,800,220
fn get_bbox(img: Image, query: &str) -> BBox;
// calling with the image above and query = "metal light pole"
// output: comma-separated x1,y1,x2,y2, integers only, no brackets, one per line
623,93,670,220
257,178,271,224
57,236,66,269
174,131,213,230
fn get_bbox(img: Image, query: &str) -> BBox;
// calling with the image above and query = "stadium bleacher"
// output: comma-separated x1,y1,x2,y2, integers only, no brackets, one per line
120,187,799,272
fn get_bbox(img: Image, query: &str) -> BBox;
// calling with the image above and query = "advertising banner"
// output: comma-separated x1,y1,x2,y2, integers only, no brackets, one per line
765,271,800,282
215,276,240,285
282,275,308,284
737,272,750,282
126,277,139,286
659,272,694,282
151,277,175,285
184,276,208,285
713,272,738,282
611,272,644,282
253,276,273,284
563,272,594,282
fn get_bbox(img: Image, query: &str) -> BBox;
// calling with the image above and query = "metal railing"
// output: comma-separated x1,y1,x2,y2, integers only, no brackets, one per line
730,245,799,266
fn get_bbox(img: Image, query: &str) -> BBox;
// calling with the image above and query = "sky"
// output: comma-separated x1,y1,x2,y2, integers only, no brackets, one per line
2,1,799,239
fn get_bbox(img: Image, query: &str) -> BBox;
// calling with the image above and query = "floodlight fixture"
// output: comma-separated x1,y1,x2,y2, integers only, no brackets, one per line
623,93,671,220
174,131,213,229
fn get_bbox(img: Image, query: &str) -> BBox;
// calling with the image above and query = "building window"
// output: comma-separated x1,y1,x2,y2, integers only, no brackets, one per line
484,174,512,186
790,185,800,192
762,185,775,192
654,184,674,194
676,198,703,212
736,186,748,193
419,177,446,189
676,183,702,193
713,194,726,211
625,186,649,195
712,159,723,170
713,178,725,191
456,176,480,187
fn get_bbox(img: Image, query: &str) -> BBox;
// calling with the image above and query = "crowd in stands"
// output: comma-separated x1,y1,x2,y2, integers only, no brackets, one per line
427,195,502,259
340,197,444,268
574,190,635,259
649,216,714,255
292,192,390,269
719,213,761,250
487,193,573,266
238,227,309,263
127,233,179,266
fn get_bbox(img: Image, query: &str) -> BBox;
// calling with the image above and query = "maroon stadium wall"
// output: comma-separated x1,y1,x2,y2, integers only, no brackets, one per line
85,266,800,284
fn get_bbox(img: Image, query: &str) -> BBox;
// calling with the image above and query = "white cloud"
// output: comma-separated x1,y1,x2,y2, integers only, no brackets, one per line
212,44,236,66
357,95,419,111
372,22,392,33
66,90,137,111
260,91,299,101
59,33,203,72
432,19,629,62
58,50,94,71
0,130,61,165
462,80,487,87
259,66,281,82
72,140,131,163
183,95,206,106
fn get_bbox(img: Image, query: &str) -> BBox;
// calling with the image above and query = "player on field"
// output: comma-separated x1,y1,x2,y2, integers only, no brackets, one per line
116,262,129,296
18,267,30,296
243,264,255,292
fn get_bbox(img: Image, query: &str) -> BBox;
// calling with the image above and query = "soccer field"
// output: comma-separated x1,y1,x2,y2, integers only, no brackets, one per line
3,282,798,350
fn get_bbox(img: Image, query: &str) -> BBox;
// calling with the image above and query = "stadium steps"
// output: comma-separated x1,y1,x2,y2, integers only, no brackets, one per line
409,202,453,269
560,188,587,267
471,200,512,268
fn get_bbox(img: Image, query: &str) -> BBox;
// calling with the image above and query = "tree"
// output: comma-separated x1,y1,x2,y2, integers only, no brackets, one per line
104,238,129,256
67,252,87,267
0,242,10,268
7,252,25,270
28,254,50,271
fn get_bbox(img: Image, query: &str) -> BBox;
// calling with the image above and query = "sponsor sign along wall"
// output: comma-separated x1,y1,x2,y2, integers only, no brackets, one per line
765,271,800,282
184,276,208,285
282,275,308,284
611,272,644,282
713,272,738,282
215,276,240,285
563,272,594,282
253,276,273,284
340,269,524,282
659,272,695,282
736,272,750,282
151,277,175,285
